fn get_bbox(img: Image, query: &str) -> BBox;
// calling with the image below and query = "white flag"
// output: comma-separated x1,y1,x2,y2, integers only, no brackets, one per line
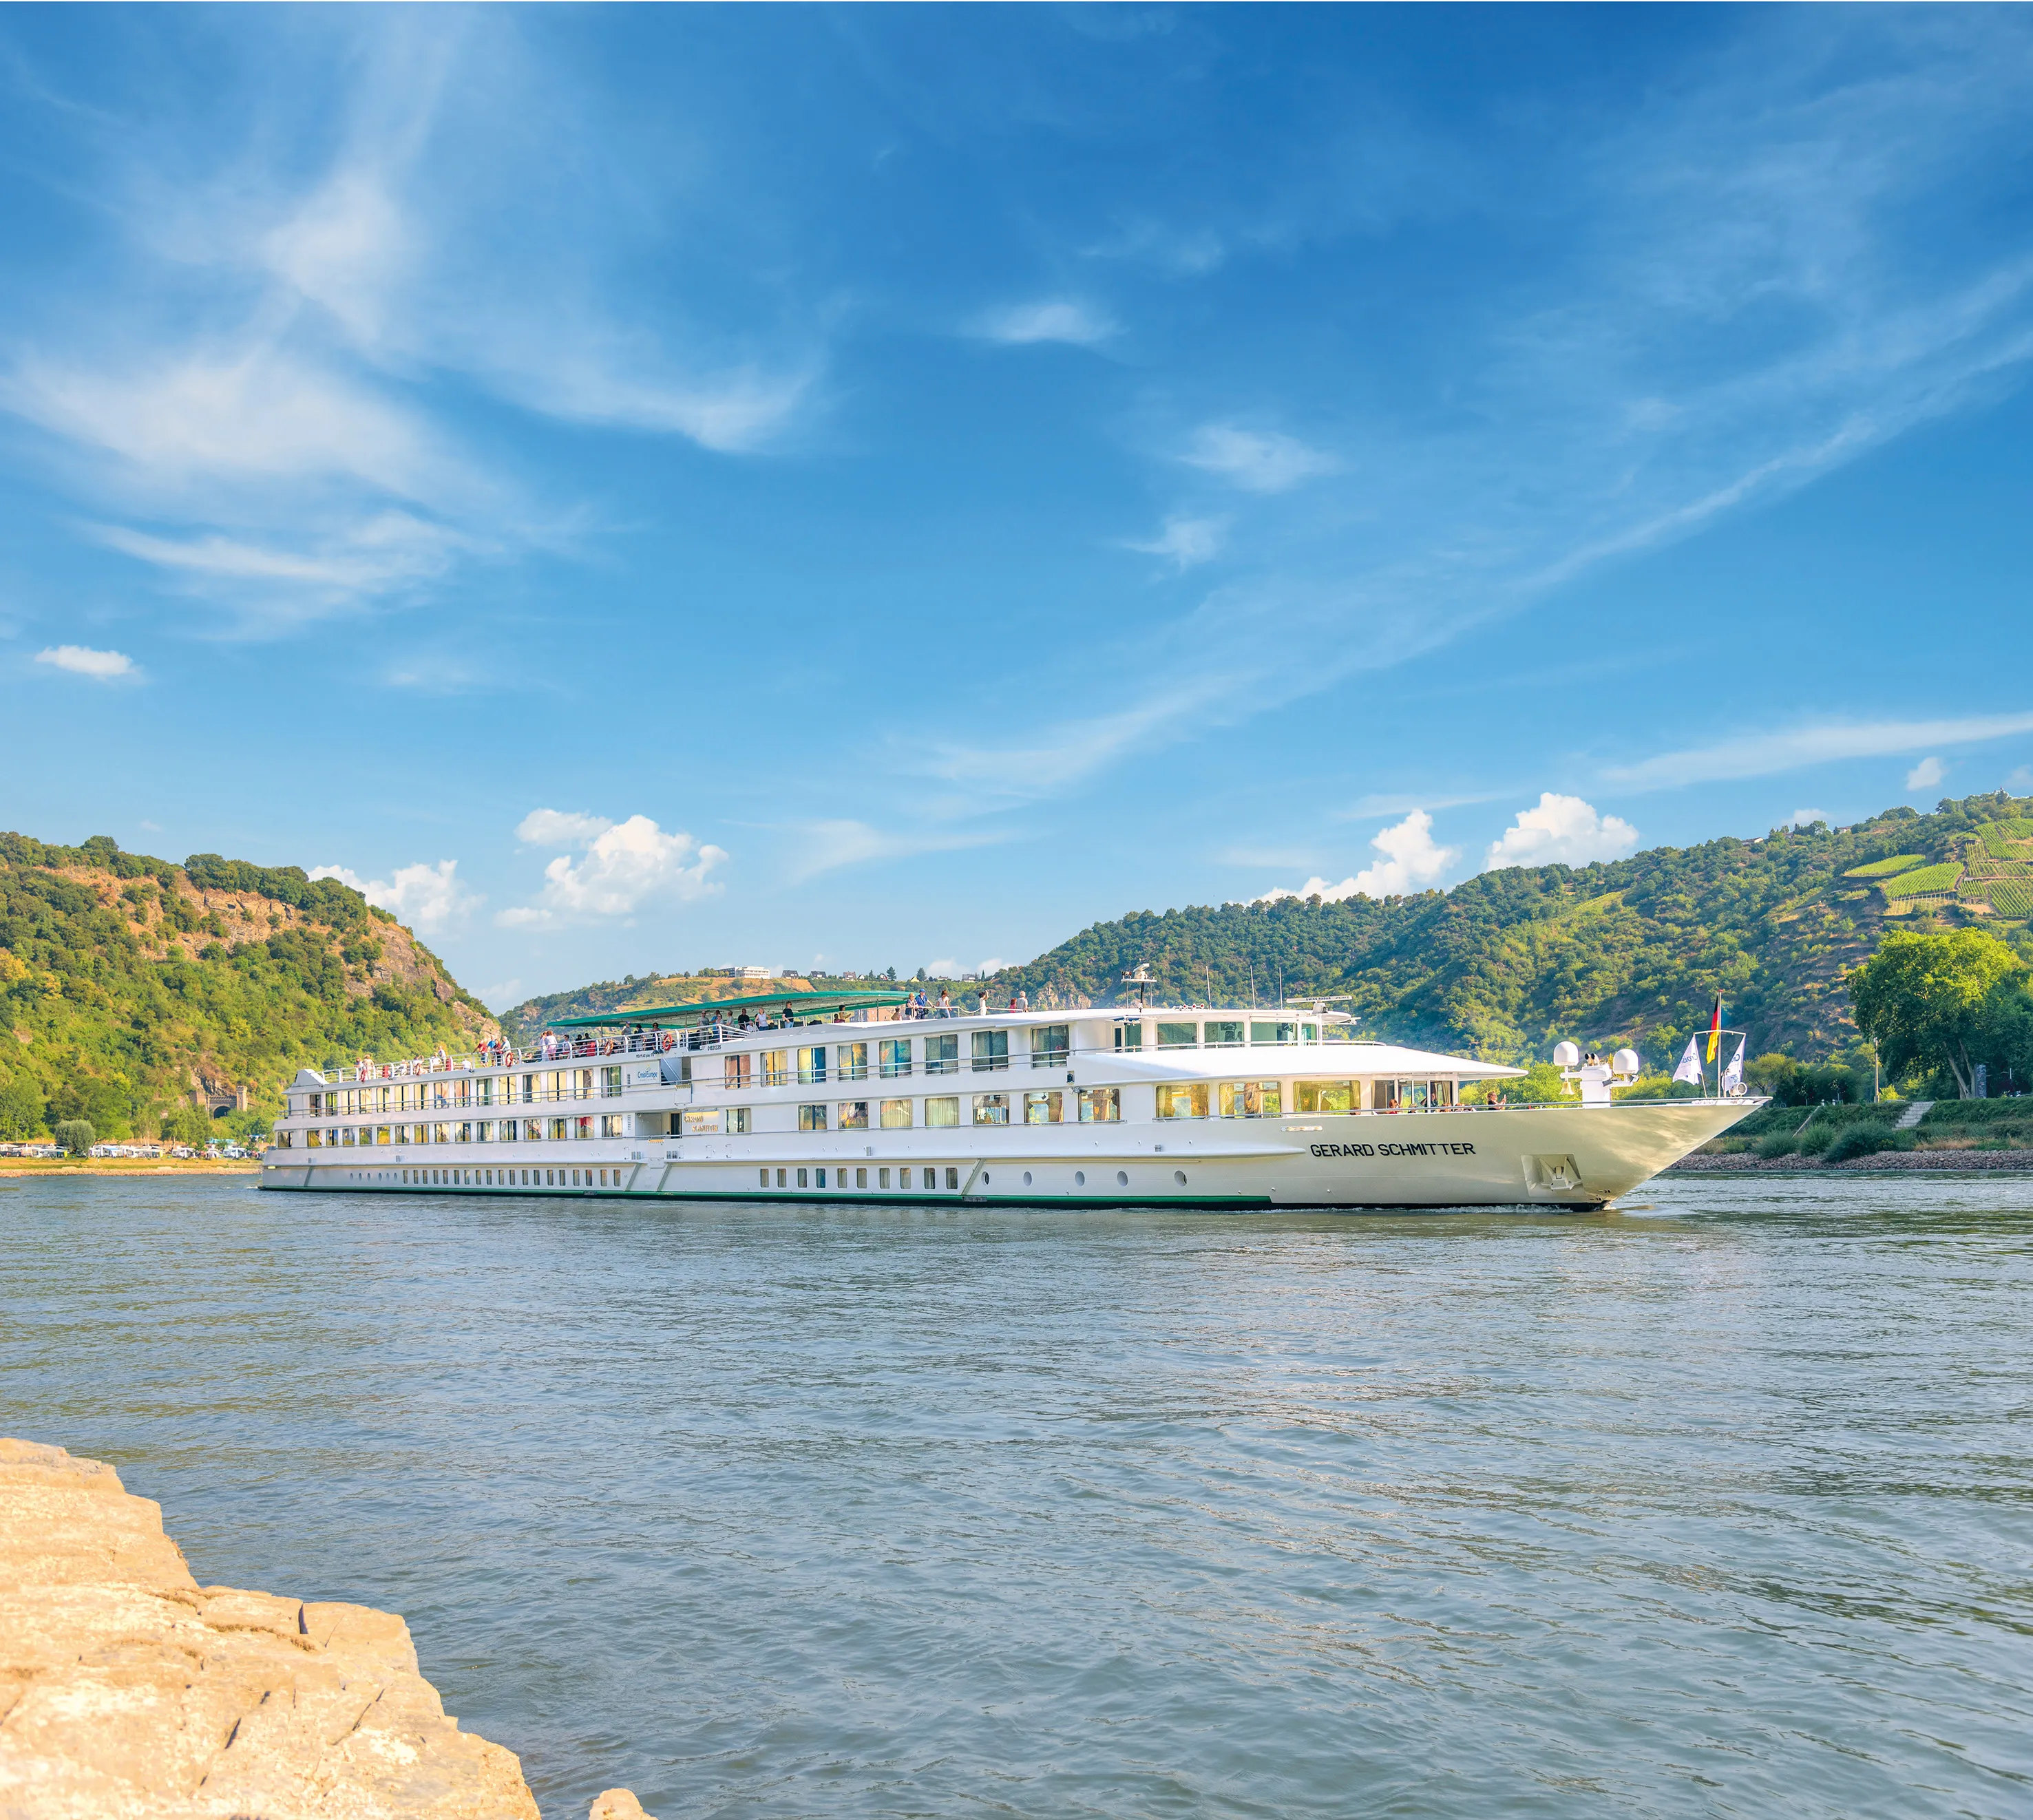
1672,1035,1703,1086
1720,1036,1745,1096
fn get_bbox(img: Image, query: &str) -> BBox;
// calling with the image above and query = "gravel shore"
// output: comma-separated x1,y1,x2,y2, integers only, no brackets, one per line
1669,1148,2033,1174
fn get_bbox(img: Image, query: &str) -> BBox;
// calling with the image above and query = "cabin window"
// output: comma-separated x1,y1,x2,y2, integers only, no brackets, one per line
797,1046,828,1085
763,1050,792,1086
855,1167,868,1189
972,1093,1010,1125
518,1075,534,1103
878,1167,891,1189
1156,1083,1210,1119
839,1100,870,1130
726,1108,751,1134
836,1042,869,1082
575,1070,596,1100
430,1122,450,1145
600,1114,626,1137
546,1117,568,1141
1295,1080,1354,1113
797,1167,808,1188
1250,1020,1296,1046
683,1109,721,1136
1078,1087,1120,1123
724,1055,751,1089
602,1066,622,1097
574,1115,594,1141
799,1104,828,1132
1203,1020,1244,1048
1031,1024,1070,1067
374,1125,390,1145
925,1033,959,1076
971,1030,1009,1072
1024,1090,1064,1125
1301,1024,1319,1043
925,1096,960,1128
879,1038,912,1079
306,1128,324,1147
459,1121,475,1143
453,1079,470,1108
341,1127,357,1146
1219,1082,1282,1118
880,1099,913,1129
275,1130,295,1148
1157,1022,1198,1050
1115,1022,1144,1051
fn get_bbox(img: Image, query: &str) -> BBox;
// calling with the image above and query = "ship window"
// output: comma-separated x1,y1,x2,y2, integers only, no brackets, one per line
837,1042,868,1082
1115,1022,1144,1051
763,1050,792,1086
724,1054,752,1090
1296,1080,1354,1113
1024,1090,1063,1124
971,1093,1010,1125
925,1096,960,1128
839,1100,870,1130
879,1038,912,1079
683,1109,721,1135
1031,1024,1070,1066
1156,1083,1210,1119
1203,1021,1243,1048
726,1108,751,1134
945,1166,960,1190
816,1167,828,1188
1219,1082,1282,1117
856,1167,868,1189
880,1099,913,1129
574,1115,593,1141
925,1033,959,1075
777,1168,787,1187
797,1046,828,1085
1250,1020,1297,1046
797,1167,808,1188
799,1104,828,1132
1301,1024,1319,1043
760,1167,770,1187
602,1066,622,1098
878,1167,890,1189
971,1030,1009,1072
1157,1022,1198,1049
1077,1087,1120,1123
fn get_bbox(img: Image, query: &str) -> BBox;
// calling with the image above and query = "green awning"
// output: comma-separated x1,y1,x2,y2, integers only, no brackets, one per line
549,988,912,1029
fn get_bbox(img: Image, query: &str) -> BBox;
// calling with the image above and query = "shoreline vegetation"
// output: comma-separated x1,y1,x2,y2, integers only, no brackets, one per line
0,1436,653,1820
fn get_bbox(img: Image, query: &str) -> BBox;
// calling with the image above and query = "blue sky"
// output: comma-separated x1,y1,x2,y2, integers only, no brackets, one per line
5,6,2033,1005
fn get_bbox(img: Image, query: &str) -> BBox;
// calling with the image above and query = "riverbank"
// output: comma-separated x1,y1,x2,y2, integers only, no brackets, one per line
0,1437,650,1819
1669,1147,2033,1173
0,1158,258,1179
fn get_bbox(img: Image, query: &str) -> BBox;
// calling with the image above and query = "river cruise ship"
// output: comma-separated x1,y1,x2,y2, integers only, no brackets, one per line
262,989,1756,1209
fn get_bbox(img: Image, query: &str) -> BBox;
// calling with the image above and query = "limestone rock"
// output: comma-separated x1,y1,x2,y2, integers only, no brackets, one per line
0,1437,540,1819
589,1792,656,1820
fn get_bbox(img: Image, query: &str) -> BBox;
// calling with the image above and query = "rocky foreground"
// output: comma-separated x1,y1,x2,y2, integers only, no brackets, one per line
0,1439,647,1819
1669,1147,2033,1173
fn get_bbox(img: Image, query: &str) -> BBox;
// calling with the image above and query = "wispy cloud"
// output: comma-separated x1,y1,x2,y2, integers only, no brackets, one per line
781,818,1009,883
34,644,137,681
973,299,1116,347
1124,514,1225,572
1179,424,1336,494
1906,755,1948,792
1607,712,2033,792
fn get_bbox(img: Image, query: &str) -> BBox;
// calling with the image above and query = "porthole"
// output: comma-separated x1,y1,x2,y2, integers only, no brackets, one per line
1174,1170,1188,1186
1022,1170,1033,1187
982,1172,991,1185
1074,1170,1086,1187
1116,1170,1128,1187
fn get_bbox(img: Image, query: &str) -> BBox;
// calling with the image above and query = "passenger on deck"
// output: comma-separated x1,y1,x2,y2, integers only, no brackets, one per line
937,989,954,1017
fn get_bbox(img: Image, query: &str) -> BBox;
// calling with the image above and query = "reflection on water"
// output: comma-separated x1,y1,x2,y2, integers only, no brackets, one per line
3,1176,2030,1819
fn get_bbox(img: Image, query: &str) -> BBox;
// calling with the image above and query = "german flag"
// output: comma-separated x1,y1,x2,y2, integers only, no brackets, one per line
1705,994,1725,1063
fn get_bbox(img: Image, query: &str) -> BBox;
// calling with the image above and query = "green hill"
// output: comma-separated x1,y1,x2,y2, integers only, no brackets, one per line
991,792,2033,1066
0,833,497,1143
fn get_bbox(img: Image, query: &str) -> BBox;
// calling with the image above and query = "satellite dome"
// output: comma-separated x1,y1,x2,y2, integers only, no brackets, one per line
1552,1041,1581,1068
1612,1048,1641,1077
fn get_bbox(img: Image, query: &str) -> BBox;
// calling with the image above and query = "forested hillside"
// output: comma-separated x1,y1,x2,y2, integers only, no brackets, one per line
994,793,2033,1066
0,834,496,1141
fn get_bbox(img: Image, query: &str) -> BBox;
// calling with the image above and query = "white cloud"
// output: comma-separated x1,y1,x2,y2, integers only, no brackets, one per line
477,979,524,1008
1605,712,2033,792
974,299,1115,347
1484,794,1640,870
927,958,958,977
781,818,1008,882
500,810,727,925
308,858,477,933
1179,424,1336,493
2007,765,2033,792
1125,514,1225,572
34,645,136,681
1906,755,1948,792
1789,808,1830,827
1260,809,1458,902
978,957,1007,975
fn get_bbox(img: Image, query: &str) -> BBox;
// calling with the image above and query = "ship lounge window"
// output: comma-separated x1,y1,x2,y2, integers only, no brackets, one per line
1302,1024,1319,1044
724,1054,753,1090
971,1030,1009,1073
602,1066,622,1097
797,1046,828,1086
1024,1090,1063,1125
839,1100,870,1130
762,1049,792,1086
925,1096,960,1128
1157,1022,1198,1050
879,1038,912,1079
972,1092,1010,1126
1296,1080,1354,1114
430,1122,450,1145
925,1034,959,1076
880,1099,912,1129
1203,1021,1244,1048
1078,1087,1121,1123
726,1108,751,1134
1115,1022,1144,1052
684,1109,721,1135
1250,1020,1297,1046
599,1114,626,1138
1219,1081,1282,1118
306,1128,324,1148
1156,1083,1210,1119
374,1125,390,1145
799,1104,829,1132
1031,1024,1070,1068
837,1042,869,1082
574,1115,594,1141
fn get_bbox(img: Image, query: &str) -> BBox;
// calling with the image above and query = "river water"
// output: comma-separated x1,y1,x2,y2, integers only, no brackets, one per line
2,1175,2028,1818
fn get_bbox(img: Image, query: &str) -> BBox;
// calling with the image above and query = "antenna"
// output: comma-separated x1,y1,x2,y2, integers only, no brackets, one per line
1121,965,1155,1010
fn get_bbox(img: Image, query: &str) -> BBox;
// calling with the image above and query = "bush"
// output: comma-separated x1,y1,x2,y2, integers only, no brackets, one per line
1825,1126,1916,1164
1796,1121,1837,1155
52,1117,95,1154
1756,1132,1797,1158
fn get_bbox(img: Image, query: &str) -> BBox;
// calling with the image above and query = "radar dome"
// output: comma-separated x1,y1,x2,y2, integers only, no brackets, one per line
1552,1041,1581,1068
1612,1048,1641,1077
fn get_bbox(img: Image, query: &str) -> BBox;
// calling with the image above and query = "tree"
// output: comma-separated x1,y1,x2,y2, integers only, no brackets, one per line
52,1117,95,1154
0,1071,45,1140
1849,929,2023,1098
161,1104,213,1147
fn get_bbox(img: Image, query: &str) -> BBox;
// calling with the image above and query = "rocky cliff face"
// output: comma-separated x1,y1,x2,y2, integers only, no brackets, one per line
0,1439,645,1820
